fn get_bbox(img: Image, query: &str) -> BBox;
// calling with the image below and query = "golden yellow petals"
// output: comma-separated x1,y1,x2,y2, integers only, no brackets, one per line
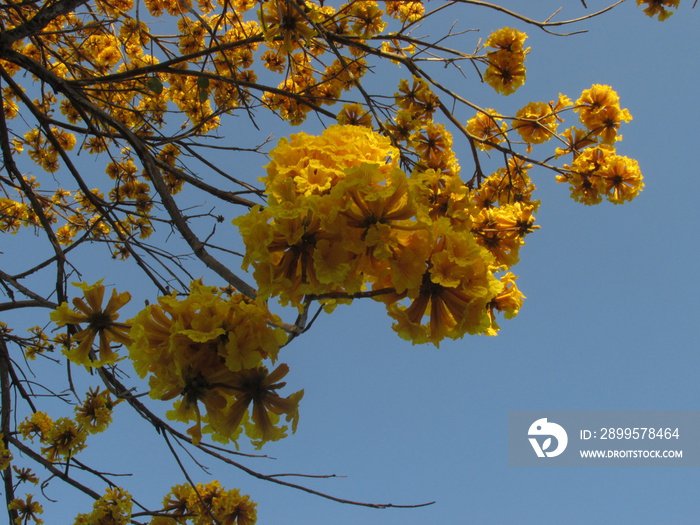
513,102,559,144
158,482,257,524
483,28,529,96
575,84,632,144
50,281,132,367
467,109,508,150
0,434,11,471
74,487,132,525
558,145,644,205
637,0,680,20
8,495,43,525
127,280,293,445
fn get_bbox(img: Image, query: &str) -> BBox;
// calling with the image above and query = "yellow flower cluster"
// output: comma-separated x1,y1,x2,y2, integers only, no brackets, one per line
17,412,88,463
152,481,257,525
385,1,425,23
483,27,529,95
236,125,527,345
15,392,116,468
0,434,11,471
0,198,32,234
128,281,301,445
466,109,508,151
637,0,681,20
74,388,120,434
465,84,643,206
513,95,570,146
73,487,132,525
574,84,632,145
558,145,644,205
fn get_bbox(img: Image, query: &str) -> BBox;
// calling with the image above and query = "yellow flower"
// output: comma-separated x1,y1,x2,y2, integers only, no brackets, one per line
492,272,524,318
513,101,559,144
600,153,645,204
575,84,632,144
260,0,317,53
485,27,528,53
557,145,638,205
334,164,417,259
484,49,527,95
472,204,537,268
410,170,473,225
50,281,132,366
17,412,53,441
40,417,88,462
95,45,122,68
554,127,598,158
262,124,397,202
486,272,525,335
466,109,507,150
337,103,373,127
349,1,387,38
413,123,453,165
159,482,257,525
0,433,12,470
74,487,132,525
474,157,538,209
8,494,43,525
0,198,29,234
128,281,290,444
385,1,424,23
55,224,75,245
637,0,680,20
483,28,529,96
226,364,303,442
586,105,632,144
74,388,119,434
387,220,501,345
12,466,39,485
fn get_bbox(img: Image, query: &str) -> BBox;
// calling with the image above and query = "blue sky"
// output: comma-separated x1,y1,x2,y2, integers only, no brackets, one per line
4,1,700,524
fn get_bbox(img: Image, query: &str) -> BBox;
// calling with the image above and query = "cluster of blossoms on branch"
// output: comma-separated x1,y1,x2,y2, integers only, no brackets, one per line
234,77,643,346
50,280,302,447
235,124,528,345
129,281,301,445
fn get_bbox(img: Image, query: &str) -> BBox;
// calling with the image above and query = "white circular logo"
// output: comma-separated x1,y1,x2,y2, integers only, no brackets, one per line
528,418,568,458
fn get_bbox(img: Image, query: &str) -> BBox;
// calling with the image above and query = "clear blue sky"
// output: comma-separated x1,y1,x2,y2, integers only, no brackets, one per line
6,1,700,524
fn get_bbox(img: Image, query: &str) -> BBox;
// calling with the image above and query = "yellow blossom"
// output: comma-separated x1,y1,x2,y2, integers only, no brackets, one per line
41,417,88,462
0,433,12,470
73,487,132,525
483,28,529,96
128,281,293,445
637,0,680,20
74,388,119,434
158,482,257,525
486,272,525,335
50,281,132,366
17,412,53,441
12,467,39,485
557,145,642,205
575,84,632,144
513,101,559,144
8,494,43,525
466,109,508,150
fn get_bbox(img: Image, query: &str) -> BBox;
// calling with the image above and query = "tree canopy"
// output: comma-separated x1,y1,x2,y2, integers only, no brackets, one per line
0,0,684,523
